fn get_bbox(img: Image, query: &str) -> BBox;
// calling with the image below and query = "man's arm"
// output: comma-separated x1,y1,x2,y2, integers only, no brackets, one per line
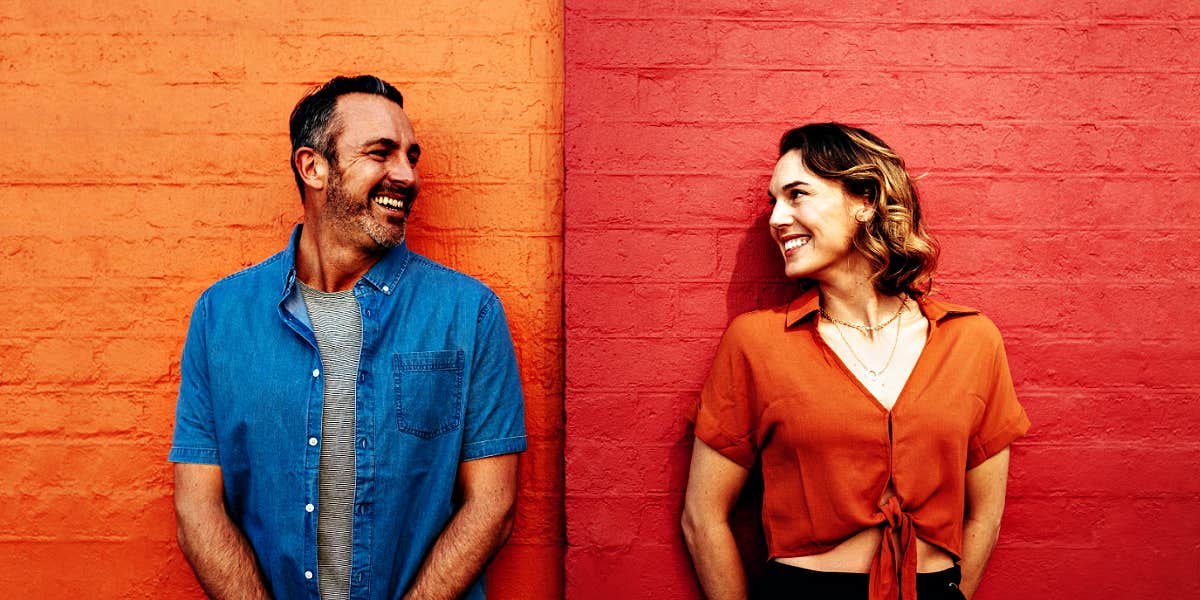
681,438,752,600
175,463,271,600
959,447,1011,599
402,453,519,600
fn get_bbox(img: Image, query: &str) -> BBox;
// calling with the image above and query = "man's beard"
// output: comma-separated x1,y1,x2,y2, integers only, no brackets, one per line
325,166,413,249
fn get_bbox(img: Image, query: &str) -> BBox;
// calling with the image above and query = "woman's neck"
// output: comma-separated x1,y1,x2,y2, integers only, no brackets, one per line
817,276,904,330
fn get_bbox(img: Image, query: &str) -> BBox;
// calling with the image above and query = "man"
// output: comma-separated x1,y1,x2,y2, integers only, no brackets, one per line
169,75,526,600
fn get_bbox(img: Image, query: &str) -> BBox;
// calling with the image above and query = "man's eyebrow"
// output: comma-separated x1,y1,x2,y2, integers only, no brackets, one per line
362,138,400,149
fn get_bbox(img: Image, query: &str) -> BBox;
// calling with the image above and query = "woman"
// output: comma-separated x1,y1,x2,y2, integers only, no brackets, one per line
682,123,1029,600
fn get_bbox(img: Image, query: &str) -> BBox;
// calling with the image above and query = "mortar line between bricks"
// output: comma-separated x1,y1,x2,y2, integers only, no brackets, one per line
563,225,1197,233
566,119,1200,127
571,16,1200,26
562,172,1200,180
562,277,1197,285
564,171,1200,178
562,384,1200,394
571,65,1200,75
1006,492,1200,499
562,492,680,499
563,332,1195,342
0,178,561,186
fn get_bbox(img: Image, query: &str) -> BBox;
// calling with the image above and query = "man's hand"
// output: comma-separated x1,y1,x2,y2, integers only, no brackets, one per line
402,453,519,600
175,463,272,600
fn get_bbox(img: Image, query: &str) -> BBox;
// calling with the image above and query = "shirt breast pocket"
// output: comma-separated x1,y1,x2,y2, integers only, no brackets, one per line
392,350,464,439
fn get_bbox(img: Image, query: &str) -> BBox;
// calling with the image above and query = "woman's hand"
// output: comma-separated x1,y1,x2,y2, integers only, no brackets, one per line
682,438,752,600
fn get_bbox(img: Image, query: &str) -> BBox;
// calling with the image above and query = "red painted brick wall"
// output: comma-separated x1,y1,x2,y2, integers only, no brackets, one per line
0,2,562,597
564,2,1200,598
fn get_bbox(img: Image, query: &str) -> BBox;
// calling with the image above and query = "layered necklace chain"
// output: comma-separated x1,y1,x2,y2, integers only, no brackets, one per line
822,297,908,384
820,297,907,334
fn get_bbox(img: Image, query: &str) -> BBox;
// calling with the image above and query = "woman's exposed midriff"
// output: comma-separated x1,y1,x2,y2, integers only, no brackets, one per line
774,527,956,573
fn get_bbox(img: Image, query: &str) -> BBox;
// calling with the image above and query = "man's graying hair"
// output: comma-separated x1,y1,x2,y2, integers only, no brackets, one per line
289,74,405,200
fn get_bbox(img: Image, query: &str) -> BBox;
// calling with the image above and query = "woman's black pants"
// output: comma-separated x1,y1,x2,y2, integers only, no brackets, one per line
755,562,965,600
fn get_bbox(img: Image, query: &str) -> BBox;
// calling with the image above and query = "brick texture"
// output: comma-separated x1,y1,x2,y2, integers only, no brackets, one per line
0,2,563,598
564,2,1200,598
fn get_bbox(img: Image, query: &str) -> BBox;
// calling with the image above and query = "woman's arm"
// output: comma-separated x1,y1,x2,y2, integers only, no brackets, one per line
960,447,1012,599
682,438,752,600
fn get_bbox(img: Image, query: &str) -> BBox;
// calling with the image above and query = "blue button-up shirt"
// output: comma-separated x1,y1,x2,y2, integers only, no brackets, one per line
169,226,526,599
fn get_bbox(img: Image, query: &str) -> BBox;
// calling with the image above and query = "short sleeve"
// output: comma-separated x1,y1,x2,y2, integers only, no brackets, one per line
168,294,221,464
691,318,757,470
967,330,1031,469
460,294,527,461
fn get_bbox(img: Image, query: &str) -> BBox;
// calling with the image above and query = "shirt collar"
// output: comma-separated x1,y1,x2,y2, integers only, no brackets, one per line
784,285,978,328
278,224,413,297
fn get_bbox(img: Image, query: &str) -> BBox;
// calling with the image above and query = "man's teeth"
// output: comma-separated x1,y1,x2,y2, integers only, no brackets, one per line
374,196,406,209
784,237,810,251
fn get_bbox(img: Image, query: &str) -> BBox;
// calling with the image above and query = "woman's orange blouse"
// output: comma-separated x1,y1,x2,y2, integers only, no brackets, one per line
692,286,1030,600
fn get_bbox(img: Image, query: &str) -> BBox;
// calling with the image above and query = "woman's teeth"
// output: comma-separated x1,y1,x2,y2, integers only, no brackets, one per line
784,237,810,251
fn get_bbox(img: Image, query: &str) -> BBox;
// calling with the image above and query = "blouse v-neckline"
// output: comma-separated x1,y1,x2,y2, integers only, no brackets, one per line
815,317,931,414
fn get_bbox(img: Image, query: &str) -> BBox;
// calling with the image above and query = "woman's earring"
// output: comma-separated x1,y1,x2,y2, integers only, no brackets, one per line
855,209,873,224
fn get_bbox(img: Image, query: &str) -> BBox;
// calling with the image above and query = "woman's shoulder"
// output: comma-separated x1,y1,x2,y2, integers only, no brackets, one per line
725,300,800,338
920,294,1006,344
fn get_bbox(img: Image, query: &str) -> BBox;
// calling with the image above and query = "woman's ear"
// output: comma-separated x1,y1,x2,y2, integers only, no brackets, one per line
853,187,876,223
854,206,875,224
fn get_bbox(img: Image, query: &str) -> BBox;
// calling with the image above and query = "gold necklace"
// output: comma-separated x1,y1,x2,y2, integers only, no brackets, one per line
827,303,904,383
820,297,907,334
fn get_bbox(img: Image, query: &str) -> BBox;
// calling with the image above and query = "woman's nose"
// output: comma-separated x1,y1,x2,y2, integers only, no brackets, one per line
768,199,792,229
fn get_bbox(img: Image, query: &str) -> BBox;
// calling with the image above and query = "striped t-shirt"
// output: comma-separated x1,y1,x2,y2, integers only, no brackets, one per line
299,282,361,600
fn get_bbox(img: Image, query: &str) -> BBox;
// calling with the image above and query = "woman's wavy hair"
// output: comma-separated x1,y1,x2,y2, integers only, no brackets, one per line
779,123,939,297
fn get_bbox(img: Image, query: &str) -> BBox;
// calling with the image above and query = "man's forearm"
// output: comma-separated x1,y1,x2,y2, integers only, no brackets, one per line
402,497,515,600
958,516,1001,599
177,507,271,600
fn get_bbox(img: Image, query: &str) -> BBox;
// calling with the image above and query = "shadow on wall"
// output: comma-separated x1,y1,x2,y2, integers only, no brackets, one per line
727,210,798,320
686,210,801,588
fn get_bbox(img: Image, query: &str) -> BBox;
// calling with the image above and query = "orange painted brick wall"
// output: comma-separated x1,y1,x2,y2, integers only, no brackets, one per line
0,2,563,598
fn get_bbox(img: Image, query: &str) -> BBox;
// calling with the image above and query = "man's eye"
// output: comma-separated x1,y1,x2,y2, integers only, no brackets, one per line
369,150,388,159
408,153,420,166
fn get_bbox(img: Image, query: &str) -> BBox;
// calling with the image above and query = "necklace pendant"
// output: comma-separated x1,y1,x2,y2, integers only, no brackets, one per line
865,369,879,380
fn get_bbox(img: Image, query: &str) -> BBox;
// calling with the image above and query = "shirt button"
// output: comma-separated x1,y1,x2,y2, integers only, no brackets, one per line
382,285,390,292
308,437,318,446
304,570,313,580
306,503,314,513
312,369,320,378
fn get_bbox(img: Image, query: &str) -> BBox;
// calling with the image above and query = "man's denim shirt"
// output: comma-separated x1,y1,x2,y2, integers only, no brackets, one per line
169,226,526,600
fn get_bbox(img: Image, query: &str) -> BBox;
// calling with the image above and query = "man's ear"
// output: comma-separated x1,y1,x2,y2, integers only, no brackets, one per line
294,147,329,192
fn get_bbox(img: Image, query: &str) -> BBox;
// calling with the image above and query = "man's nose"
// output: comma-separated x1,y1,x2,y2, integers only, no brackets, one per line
387,156,416,186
